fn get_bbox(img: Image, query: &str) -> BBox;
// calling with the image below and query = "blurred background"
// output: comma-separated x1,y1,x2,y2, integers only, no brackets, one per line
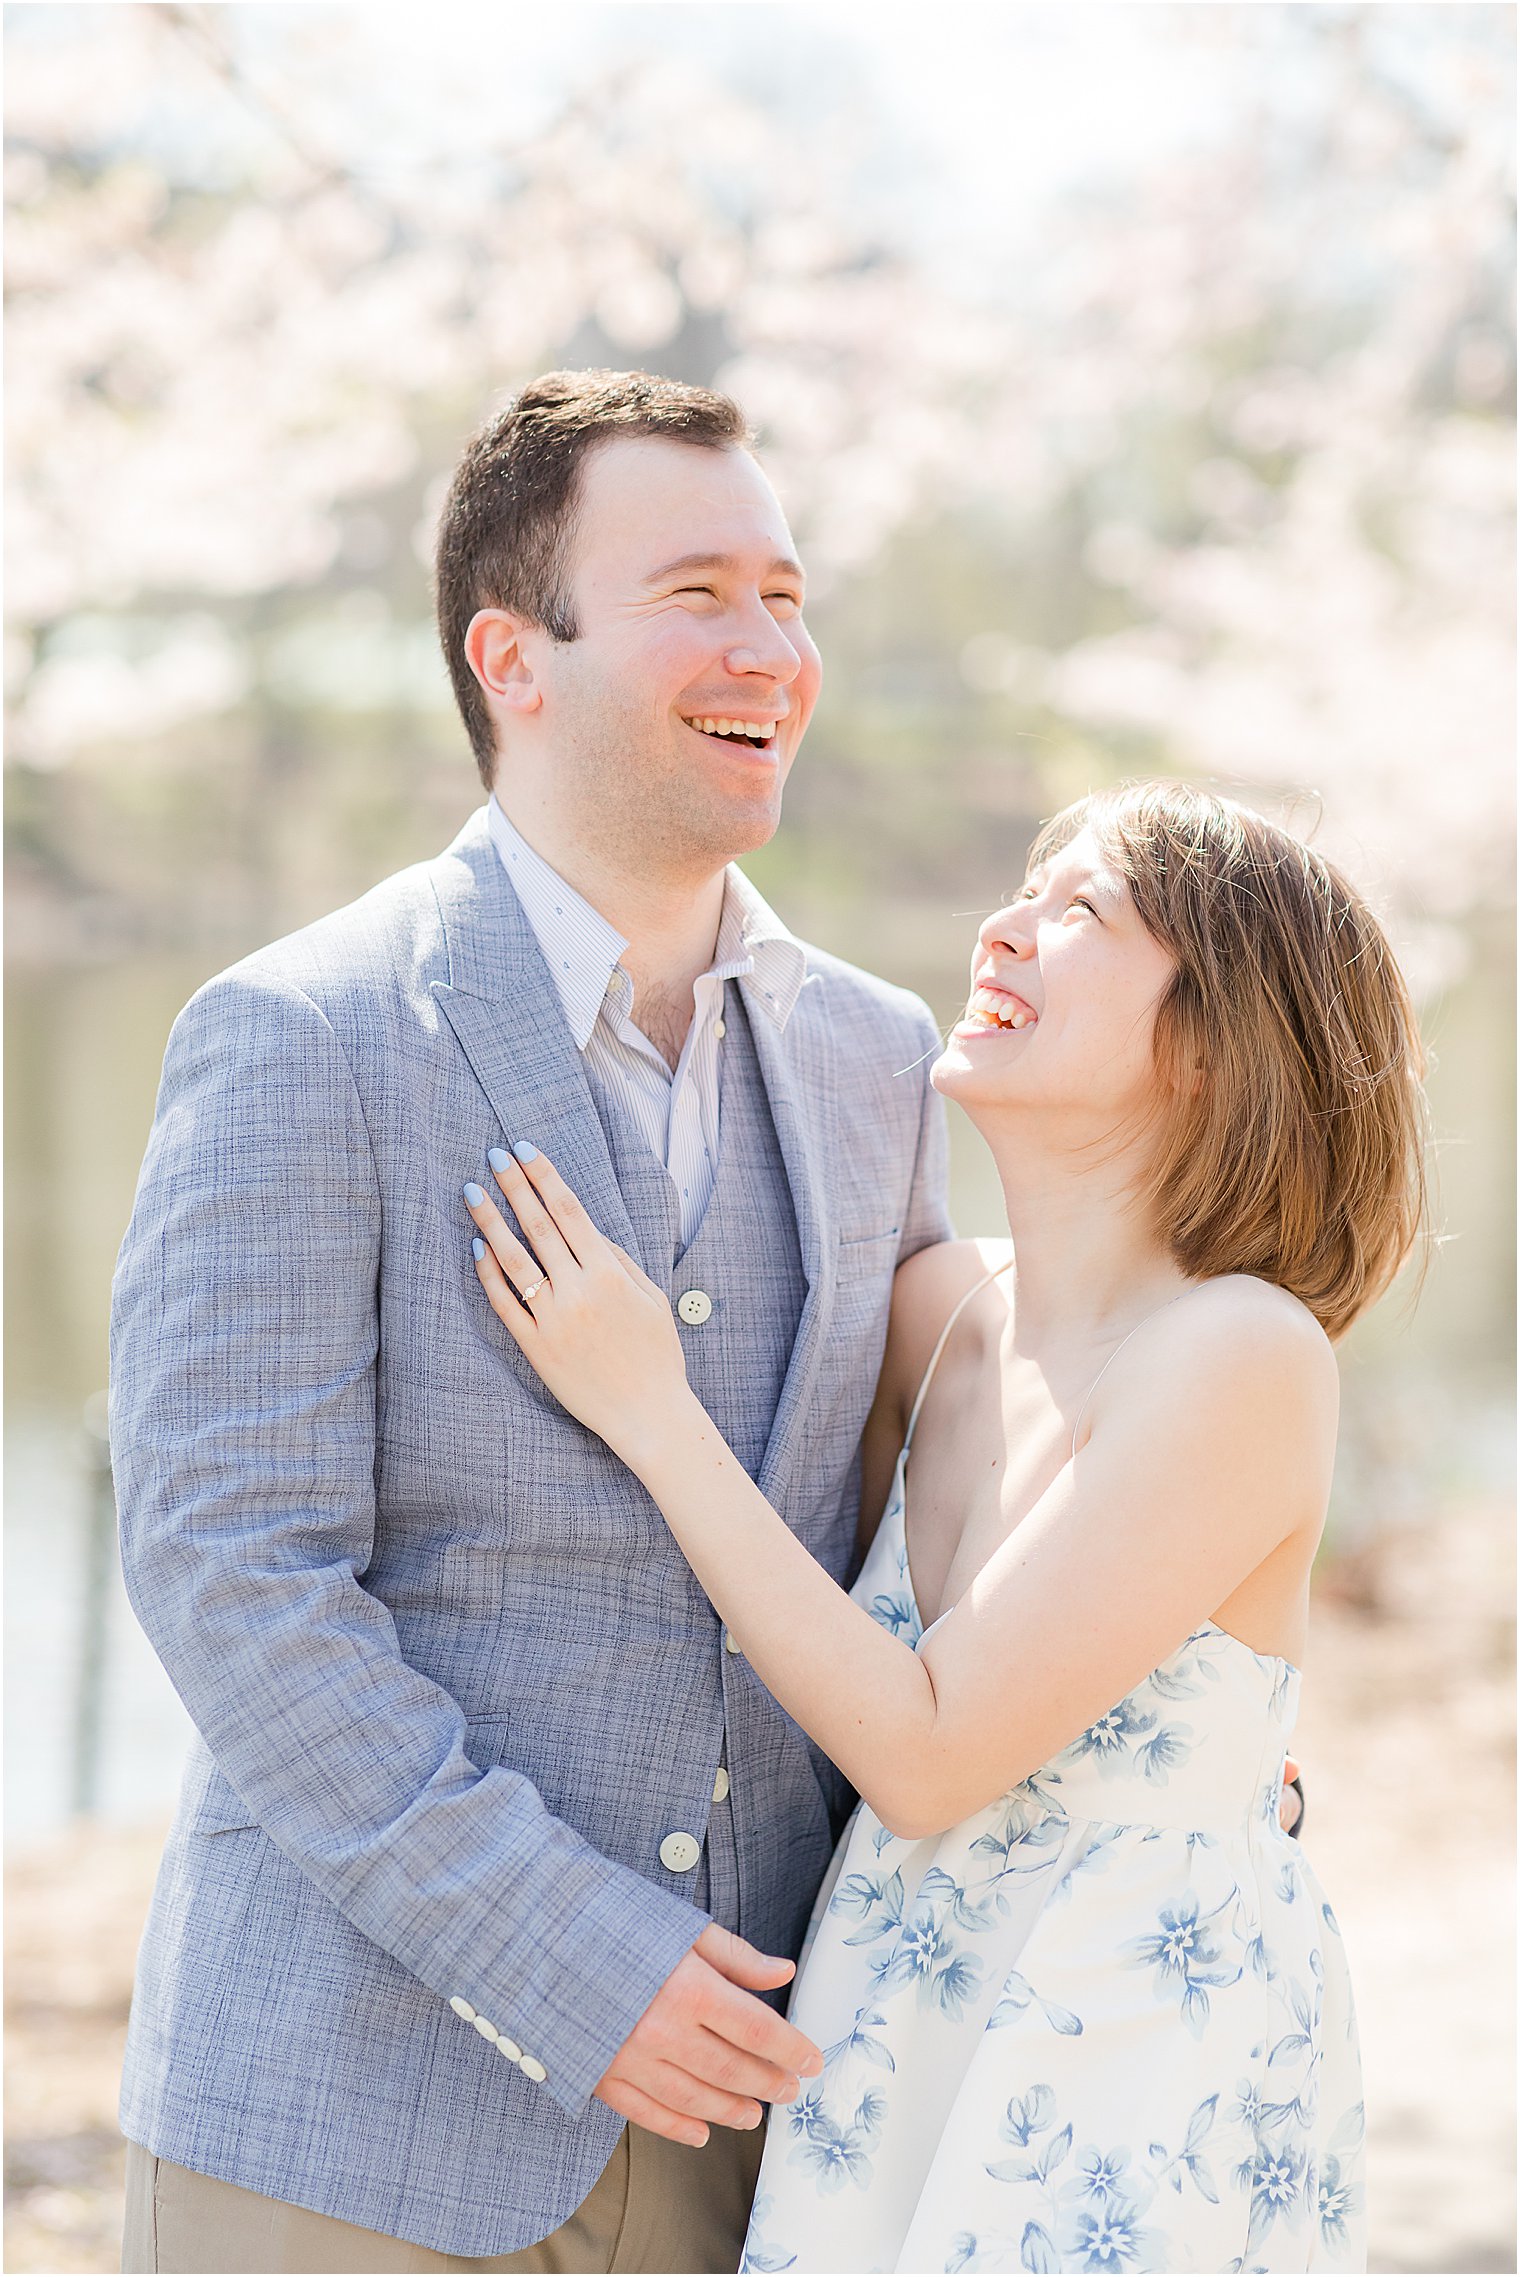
4,3,1513,2269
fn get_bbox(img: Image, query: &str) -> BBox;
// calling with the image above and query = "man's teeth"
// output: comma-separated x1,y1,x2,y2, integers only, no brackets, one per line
967,987,1036,1031
687,717,773,740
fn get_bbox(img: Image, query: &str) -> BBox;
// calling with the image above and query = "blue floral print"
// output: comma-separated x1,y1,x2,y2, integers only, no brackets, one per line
739,2193,797,2273
988,1967,1085,2038
739,1477,1365,2273
1063,1695,1157,1767
1122,1889,1244,2037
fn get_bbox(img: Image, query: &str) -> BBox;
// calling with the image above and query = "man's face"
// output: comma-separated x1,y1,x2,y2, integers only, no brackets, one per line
528,436,822,879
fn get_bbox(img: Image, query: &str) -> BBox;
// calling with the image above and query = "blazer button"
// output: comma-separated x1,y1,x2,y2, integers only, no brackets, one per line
520,2055,548,2083
660,1830,702,1873
677,1290,713,1325
449,1996,477,2022
712,1767,730,1803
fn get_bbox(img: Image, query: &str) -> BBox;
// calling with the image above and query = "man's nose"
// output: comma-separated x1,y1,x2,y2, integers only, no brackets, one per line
723,603,805,684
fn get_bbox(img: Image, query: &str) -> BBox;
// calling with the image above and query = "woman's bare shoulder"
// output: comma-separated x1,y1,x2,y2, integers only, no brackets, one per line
1163,1274,1335,1370
1110,1274,1339,1444
881,1237,1014,1419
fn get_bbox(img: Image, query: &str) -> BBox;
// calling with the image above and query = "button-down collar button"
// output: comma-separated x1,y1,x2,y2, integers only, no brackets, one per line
520,2055,548,2083
677,1289,713,1326
449,1996,477,2022
471,2015,500,2042
724,1630,742,1656
659,1830,702,1873
712,1767,731,1803
493,2034,523,2062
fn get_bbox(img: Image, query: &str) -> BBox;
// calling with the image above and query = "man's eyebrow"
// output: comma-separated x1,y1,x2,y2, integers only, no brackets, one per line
643,551,806,585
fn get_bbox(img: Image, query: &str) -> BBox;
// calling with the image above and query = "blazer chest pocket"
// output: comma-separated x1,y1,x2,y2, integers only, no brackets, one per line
463,1713,513,1773
836,1225,900,1280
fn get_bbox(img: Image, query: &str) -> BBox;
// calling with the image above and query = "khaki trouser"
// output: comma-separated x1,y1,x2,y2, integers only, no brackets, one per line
122,2123,764,2276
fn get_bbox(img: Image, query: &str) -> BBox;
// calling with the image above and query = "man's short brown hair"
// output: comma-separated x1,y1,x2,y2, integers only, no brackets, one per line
435,369,753,785
1029,781,1429,1340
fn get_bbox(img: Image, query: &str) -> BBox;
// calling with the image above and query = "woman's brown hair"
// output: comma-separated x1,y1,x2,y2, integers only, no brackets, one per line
1029,781,1429,1341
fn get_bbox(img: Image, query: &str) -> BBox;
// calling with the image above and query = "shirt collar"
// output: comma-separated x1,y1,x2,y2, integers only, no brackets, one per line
717,863,809,1029
487,794,809,1045
487,796,625,1049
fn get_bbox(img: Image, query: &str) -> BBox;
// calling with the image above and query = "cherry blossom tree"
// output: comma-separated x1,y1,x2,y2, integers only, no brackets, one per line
4,2,1511,969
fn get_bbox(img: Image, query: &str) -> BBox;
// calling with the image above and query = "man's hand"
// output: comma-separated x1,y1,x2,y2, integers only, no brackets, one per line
1280,1753,1303,1836
593,1924,823,2149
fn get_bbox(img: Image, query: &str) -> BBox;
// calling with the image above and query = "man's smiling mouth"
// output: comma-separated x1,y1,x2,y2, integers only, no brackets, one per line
681,715,778,749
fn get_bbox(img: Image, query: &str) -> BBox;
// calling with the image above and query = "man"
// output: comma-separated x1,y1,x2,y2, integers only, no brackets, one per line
111,369,953,2273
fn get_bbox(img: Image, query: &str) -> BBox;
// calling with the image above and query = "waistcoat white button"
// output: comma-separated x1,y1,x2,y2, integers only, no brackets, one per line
449,1996,477,2022
520,2055,548,2083
660,1830,702,1873
677,1290,713,1325
471,2015,499,2042
712,1767,731,1803
724,1630,742,1656
493,2033,523,2062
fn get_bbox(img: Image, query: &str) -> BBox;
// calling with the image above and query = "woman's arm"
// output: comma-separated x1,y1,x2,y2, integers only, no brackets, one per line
466,1150,1335,1840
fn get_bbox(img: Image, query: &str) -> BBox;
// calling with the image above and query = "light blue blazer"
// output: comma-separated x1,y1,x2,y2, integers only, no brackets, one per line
110,807,952,2254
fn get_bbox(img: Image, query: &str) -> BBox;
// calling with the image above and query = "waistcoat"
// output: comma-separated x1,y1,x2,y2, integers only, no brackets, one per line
584,980,808,1930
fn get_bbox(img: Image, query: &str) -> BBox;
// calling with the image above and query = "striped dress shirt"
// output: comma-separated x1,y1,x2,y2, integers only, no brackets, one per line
487,795,806,1247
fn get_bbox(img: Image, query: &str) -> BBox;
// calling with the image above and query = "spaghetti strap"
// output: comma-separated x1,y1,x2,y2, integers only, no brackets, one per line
1068,1289,1192,1460
902,1258,1014,1461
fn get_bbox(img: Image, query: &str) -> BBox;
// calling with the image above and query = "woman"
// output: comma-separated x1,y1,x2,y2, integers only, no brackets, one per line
462,782,1426,2274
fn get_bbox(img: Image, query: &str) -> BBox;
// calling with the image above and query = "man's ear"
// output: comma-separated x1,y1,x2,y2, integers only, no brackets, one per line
465,609,544,716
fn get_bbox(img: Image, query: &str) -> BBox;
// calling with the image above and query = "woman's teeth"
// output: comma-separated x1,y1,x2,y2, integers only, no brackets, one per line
966,986,1036,1031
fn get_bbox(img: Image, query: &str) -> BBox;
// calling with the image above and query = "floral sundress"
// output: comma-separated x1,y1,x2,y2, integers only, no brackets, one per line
742,1302,1364,2275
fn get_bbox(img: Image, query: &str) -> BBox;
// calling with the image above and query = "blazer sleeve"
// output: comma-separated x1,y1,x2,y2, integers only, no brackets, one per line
897,998,956,1262
110,966,707,2119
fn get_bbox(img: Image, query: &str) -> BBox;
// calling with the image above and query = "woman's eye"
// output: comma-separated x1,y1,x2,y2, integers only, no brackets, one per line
1068,897,1097,916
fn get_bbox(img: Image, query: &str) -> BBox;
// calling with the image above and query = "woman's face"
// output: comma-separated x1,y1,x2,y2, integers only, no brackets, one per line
932,825,1179,1139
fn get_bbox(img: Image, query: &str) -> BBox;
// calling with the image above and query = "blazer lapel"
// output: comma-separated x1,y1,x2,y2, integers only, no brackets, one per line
429,818,842,1489
429,815,641,1262
745,967,839,1516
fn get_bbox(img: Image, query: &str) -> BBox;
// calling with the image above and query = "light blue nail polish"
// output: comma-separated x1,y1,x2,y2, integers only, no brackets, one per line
487,1147,511,1174
463,1181,486,1206
472,1237,486,1261
512,1140,540,1163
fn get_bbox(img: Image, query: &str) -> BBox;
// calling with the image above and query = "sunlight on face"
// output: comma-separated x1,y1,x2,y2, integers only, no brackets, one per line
933,827,1178,1140
539,436,823,879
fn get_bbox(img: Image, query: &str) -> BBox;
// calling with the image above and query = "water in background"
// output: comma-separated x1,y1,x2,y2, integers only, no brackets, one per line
6,938,1512,1844
7,957,214,1842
